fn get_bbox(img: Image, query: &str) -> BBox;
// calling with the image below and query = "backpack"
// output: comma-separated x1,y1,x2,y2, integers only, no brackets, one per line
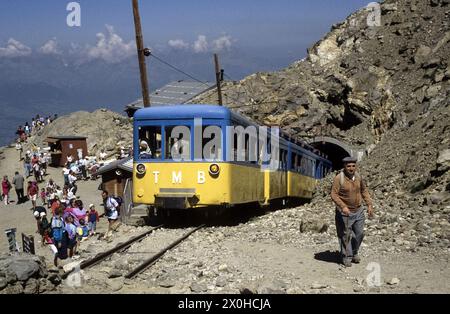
106,196,123,216
52,217,65,242
104,196,121,217
113,196,123,208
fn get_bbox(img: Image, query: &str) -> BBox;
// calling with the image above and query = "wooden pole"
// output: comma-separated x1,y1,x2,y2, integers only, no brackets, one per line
214,53,223,106
132,0,150,107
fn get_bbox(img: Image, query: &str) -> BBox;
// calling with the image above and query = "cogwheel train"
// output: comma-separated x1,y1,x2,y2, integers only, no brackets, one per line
132,105,331,214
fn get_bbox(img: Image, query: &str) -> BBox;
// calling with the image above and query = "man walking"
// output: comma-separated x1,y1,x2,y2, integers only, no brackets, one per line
12,171,25,204
331,156,374,267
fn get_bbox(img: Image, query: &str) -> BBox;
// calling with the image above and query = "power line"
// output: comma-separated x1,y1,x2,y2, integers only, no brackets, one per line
223,72,235,81
149,53,210,87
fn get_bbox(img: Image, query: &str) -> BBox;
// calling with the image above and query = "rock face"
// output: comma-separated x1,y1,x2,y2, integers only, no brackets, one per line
190,0,450,247
26,109,133,158
192,0,448,144
0,253,60,294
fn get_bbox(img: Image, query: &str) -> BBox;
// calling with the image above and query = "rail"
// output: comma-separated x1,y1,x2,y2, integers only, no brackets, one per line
125,224,205,279
61,225,163,279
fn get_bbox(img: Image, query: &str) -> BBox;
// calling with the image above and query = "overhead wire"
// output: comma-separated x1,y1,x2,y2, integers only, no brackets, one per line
148,52,210,87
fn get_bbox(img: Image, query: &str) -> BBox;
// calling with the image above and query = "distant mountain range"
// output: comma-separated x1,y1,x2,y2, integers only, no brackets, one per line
0,46,305,147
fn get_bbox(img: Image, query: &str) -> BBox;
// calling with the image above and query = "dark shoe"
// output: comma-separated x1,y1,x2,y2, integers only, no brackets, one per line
343,259,352,267
352,255,361,264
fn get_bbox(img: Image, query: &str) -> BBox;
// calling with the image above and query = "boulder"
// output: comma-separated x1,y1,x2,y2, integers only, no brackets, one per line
0,277,7,290
436,149,450,172
23,278,39,294
190,282,208,293
414,45,432,64
299,219,329,233
0,254,44,282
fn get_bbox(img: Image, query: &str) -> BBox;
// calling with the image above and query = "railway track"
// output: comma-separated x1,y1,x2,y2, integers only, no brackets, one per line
62,224,205,280
125,224,205,279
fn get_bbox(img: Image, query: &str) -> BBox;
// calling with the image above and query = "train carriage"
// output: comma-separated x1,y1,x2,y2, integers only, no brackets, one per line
132,104,331,213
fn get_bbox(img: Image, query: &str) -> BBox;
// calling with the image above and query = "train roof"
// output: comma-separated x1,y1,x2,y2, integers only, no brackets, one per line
134,104,233,120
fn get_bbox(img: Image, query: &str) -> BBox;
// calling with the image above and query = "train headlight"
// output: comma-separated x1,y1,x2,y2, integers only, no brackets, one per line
209,163,220,176
136,163,146,175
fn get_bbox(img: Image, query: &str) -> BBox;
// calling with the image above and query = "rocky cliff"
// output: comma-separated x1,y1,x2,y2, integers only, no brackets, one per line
191,0,450,203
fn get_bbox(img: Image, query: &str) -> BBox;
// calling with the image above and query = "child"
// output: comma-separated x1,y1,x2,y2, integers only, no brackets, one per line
51,208,67,266
38,212,51,247
47,187,55,208
65,215,77,258
40,188,47,206
76,219,89,243
88,204,99,236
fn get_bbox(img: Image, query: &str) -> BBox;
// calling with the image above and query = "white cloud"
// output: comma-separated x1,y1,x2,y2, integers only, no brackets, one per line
39,38,61,55
86,24,135,63
193,35,208,53
168,39,189,49
212,35,233,52
0,38,32,57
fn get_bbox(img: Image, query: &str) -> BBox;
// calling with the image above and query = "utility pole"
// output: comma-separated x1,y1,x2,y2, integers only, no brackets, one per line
132,0,150,107
214,53,223,106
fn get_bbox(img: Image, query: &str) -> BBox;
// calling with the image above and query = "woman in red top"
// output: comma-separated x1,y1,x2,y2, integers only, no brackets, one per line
27,181,38,210
2,176,12,205
51,196,61,215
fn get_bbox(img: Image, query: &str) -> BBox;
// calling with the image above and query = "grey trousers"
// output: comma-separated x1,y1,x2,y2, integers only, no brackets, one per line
335,207,365,261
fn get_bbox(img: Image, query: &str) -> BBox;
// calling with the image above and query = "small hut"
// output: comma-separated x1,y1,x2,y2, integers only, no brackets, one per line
96,157,133,222
45,136,88,167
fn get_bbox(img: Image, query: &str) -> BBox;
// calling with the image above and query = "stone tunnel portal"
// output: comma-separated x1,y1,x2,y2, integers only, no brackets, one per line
309,137,353,171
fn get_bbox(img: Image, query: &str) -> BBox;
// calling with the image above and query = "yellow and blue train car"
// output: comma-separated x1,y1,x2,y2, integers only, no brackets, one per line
132,105,331,212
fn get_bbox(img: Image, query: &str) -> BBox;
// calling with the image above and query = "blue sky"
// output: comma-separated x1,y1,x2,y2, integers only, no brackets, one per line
0,0,378,146
0,0,374,53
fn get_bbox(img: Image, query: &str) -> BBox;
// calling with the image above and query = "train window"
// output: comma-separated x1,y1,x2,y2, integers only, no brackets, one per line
165,125,191,160
306,158,314,177
279,149,287,170
203,125,222,161
291,153,298,171
138,126,161,160
315,161,322,178
228,124,258,163
278,149,282,169
311,159,316,177
245,133,258,164
299,155,306,175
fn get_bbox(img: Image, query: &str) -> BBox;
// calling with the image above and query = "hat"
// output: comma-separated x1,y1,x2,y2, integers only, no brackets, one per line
342,156,357,163
40,212,46,217
89,204,94,209
33,211,40,218
140,140,148,146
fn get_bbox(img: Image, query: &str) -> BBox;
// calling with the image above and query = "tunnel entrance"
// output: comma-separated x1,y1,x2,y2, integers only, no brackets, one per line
310,140,351,171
